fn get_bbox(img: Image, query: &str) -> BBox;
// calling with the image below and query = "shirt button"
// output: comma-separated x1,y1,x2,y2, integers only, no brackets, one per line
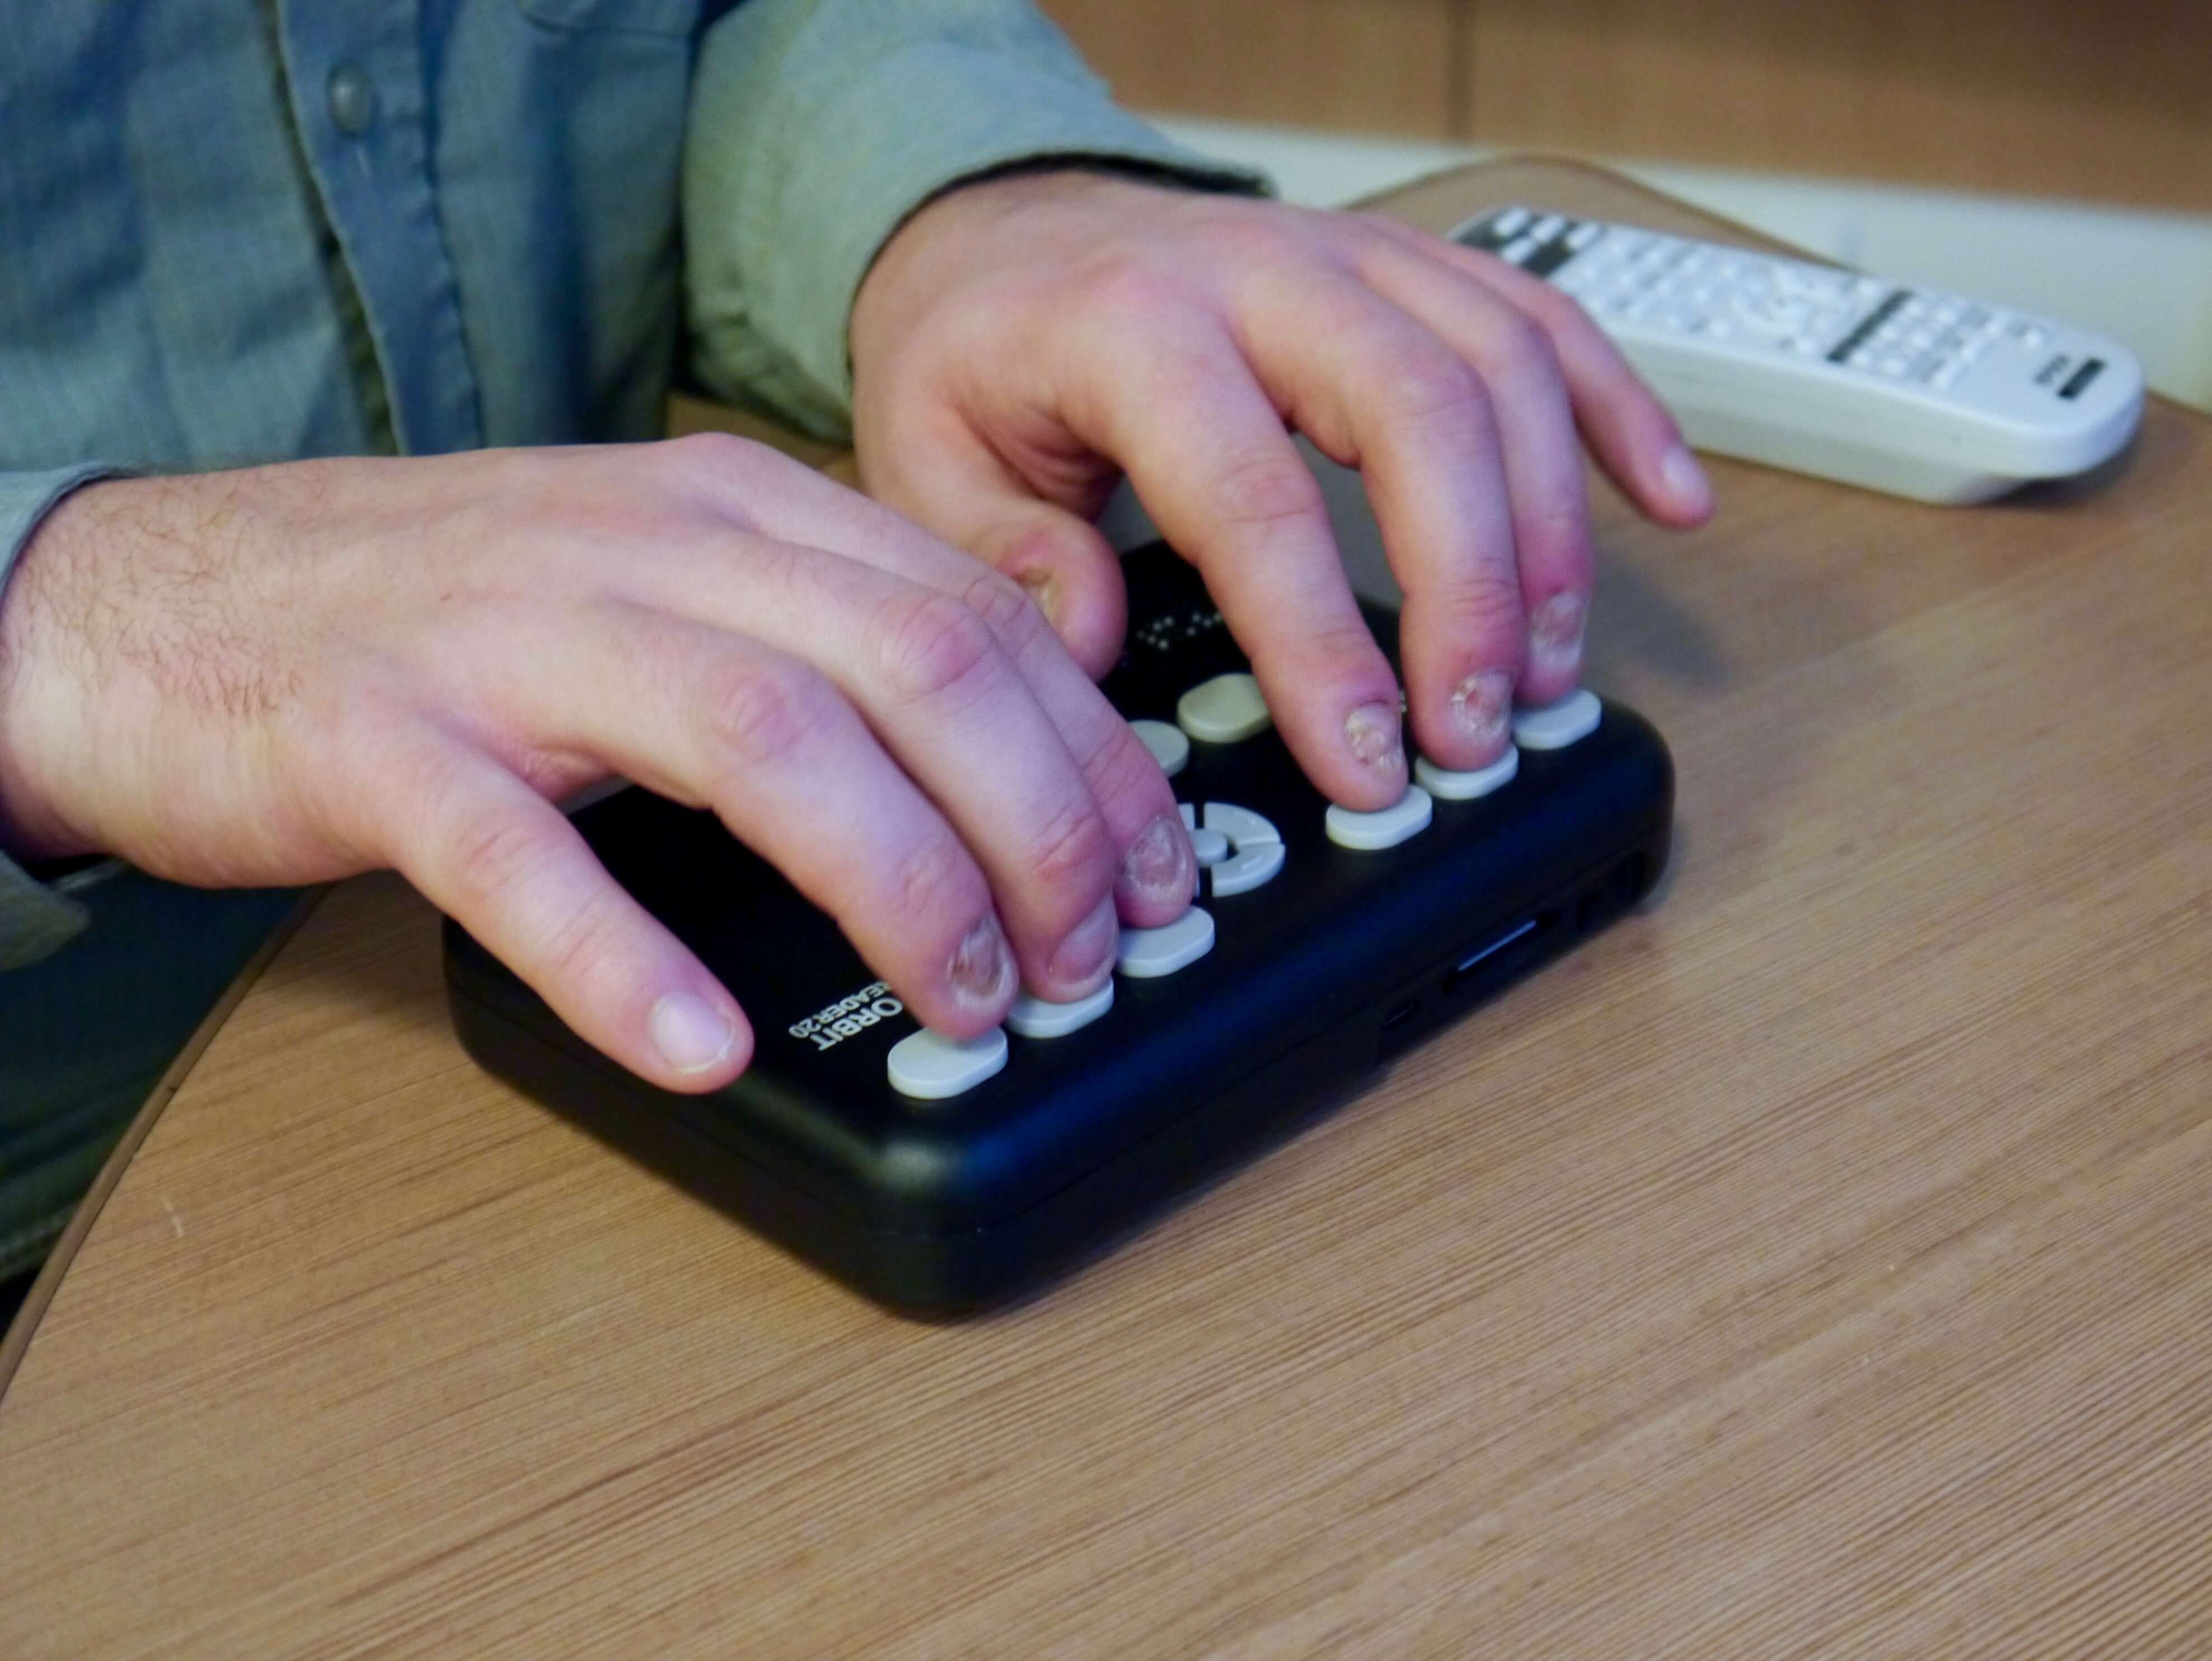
327,64,377,135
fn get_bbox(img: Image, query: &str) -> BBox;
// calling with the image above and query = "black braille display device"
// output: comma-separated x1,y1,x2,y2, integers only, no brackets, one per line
444,544,1674,1315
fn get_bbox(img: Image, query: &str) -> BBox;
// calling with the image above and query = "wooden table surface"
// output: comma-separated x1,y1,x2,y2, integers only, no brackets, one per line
4,158,2210,1659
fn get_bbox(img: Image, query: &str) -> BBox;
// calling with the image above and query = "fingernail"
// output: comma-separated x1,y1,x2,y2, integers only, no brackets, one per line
1661,443,1712,515
1530,591,1588,677
1047,895,1119,991
1118,810,1196,910
650,990,737,1074
1015,565,1062,628
1344,700,1406,775
946,913,1016,1010
1450,671,1515,757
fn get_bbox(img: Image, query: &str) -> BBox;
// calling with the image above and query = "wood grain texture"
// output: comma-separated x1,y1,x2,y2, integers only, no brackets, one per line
1463,0,2212,210
3,158,2210,1659
1044,0,2212,209
1037,0,1463,137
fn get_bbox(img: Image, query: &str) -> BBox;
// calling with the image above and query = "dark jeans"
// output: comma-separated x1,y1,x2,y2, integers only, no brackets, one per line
1,868,298,1281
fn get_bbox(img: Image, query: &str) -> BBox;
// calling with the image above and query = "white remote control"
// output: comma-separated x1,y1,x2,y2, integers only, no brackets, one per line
1452,205,2145,504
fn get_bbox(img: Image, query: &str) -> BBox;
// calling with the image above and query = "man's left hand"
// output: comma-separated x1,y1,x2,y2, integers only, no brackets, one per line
850,170,1713,813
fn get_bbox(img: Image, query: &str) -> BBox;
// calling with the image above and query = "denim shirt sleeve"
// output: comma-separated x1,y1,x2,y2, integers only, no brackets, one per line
0,465,120,969
681,0,1271,438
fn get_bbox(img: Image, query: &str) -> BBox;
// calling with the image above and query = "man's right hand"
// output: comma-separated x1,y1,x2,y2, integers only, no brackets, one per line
0,436,1197,1089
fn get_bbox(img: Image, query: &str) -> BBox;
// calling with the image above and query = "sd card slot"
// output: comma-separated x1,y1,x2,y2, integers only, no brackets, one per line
1442,914,1549,996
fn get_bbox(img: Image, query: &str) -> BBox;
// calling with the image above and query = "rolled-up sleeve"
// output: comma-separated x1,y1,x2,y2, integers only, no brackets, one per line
682,0,1268,437
0,464,120,968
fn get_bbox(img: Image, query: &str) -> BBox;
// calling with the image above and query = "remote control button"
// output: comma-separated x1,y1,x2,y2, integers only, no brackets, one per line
1325,785,1433,851
1005,982,1114,1040
1511,689,1602,750
1415,747,1520,800
1211,841,1285,898
1189,826,1231,866
1117,907,1216,978
887,1027,1007,1100
1130,718,1189,779
1176,672,1272,743
1490,206,1530,237
1180,802,1197,830
1201,802,1281,848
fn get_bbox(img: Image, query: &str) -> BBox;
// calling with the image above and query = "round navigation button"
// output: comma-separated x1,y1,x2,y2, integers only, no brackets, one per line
887,1027,1007,1100
1116,907,1215,978
1130,718,1189,779
1511,690,1602,750
1200,802,1281,848
1175,672,1271,743
1194,800,1285,896
1325,785,1434,851
1414,747,1519,801
1210,841,1284,897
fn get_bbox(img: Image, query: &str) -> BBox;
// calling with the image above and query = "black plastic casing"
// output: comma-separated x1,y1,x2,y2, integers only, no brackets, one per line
443,548,1674,1316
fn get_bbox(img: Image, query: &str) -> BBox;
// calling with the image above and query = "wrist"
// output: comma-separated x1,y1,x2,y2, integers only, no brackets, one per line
0,480,115,864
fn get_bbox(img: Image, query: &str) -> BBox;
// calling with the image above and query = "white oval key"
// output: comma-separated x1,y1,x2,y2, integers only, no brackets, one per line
1176,673,1271,743
1005,982,1114,1040
1415,748,1519,801
887,1028,1008,1100
1116,908,1216,978
1325,787,1434,851
1511,690,1602,750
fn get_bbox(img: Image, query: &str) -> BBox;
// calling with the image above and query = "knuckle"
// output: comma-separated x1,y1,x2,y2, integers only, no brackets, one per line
1511,278,1591,338
1374,345,1487,433
699,655,836,773
889,831,978,932
662,428,765,476
959,567,1051,656
874,588,1004,708
442,801,556,918
1085,719,1173,807
1021,795,1117,899
1518,494,1595,566
1198,212,1301,270
532,888,629,1004
1484,311,1562,385
1439,566,1529,638
1305,617,1398,683
1212,450,1327,541
1075,250,1181,322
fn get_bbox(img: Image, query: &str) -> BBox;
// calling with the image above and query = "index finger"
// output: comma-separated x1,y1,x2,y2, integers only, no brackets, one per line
1358,213,1714,529
1080,316,1410,812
